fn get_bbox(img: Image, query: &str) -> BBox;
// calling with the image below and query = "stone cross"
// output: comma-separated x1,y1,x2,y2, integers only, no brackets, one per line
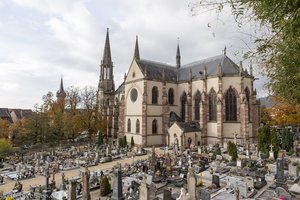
270,144,274,152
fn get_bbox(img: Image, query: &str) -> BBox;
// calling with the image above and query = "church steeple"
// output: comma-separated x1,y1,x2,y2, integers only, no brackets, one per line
56,76,66,100
99,28,114,92
102,28,112,66
176,40,181,69
134,35,140,60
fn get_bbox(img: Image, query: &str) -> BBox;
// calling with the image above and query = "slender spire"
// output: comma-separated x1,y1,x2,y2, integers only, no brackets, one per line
57,76,66,99
176,38,181,69
250,61,253,76
59,76,64,93
102,28,112,65
134,35,140,60
239,61,243,76
223,46,227,55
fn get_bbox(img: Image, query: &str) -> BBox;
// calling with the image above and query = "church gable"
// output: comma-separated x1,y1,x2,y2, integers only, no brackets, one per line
125,59,144,83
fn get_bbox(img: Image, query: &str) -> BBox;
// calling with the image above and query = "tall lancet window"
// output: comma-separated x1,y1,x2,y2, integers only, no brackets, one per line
209,89,217,121
152,119,157,134
194,90,201,121
127,119,131,132
168,88,174,105
136,119,140,134
245,87,251,122
152,86,158,104
181,92,187,121
225,87,237,121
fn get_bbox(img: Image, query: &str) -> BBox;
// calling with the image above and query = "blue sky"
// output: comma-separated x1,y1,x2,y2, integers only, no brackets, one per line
0,0,266,109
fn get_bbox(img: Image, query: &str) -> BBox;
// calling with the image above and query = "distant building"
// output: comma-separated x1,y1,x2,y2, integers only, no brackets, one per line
97,29,260,147
0,108,13,123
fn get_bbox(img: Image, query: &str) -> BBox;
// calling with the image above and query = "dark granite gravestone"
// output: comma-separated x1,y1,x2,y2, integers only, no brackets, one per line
68,180,77,200
111,166,124,200
275,158,287,189
198,188,211,200
163,189,172,200
212,175,220,188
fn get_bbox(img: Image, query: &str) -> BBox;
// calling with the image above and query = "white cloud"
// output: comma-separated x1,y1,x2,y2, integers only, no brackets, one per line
0,0,266,108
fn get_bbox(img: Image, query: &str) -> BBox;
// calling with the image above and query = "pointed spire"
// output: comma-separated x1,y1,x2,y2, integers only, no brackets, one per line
59,76,64,93
176,38,181,69
189,68,192,81
57,76,66,99
223,46,227,55
124,73,127,81
239,61,243,76
250,61,253,76
134,35,140,60
102,28,112,65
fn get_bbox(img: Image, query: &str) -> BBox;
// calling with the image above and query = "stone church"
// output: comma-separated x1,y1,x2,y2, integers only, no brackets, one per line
97,29,260,147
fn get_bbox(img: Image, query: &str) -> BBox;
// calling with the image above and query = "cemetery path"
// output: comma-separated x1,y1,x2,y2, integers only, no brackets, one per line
0,154,149,193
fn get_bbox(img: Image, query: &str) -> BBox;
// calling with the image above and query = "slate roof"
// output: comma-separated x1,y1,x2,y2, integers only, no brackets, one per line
179,54,241,81
137,59,177,82
135,54,246,83
0,108,13,123
176,121,201,133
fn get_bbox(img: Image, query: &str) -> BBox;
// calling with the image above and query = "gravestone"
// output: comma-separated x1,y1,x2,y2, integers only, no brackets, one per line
68,180,77,200
238,181,248,198
163,189,172,200
187,169,196,199
236,158,242,168
275,158,287,189
212,175,220,188
275,187,292,200
111,166,124,200
244,176,254,189
288,163,298,177
61,173,66,190
198,188,211,200
82,167,90,200
139,178,149,200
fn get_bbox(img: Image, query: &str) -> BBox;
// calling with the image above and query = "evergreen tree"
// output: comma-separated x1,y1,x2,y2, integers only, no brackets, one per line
257,125,280,158
281,128,293,151
227,141,238,161
100,176,111,196
130,136,135,147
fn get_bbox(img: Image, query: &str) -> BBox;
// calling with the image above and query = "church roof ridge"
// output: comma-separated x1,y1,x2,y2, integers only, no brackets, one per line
138,59,176,70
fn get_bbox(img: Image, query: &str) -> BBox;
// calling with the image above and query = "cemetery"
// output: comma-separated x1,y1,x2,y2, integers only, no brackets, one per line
0,135,299,200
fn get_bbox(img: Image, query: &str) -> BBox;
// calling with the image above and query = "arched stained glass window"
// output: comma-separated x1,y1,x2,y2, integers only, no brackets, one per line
152,119,157,134
136,119,140,133
225,87,237,121
152,86,158,104
181,92,187,121
168,88,174,105
194,90,201,121
127,119,131,132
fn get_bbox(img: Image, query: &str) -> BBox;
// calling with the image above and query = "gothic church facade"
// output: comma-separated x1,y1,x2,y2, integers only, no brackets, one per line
97,29,260,147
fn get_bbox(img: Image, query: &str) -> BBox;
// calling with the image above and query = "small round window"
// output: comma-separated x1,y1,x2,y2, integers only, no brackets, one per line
130,88,138,102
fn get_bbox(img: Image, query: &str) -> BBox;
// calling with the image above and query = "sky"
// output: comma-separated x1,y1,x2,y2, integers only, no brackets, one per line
0,0,266,109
